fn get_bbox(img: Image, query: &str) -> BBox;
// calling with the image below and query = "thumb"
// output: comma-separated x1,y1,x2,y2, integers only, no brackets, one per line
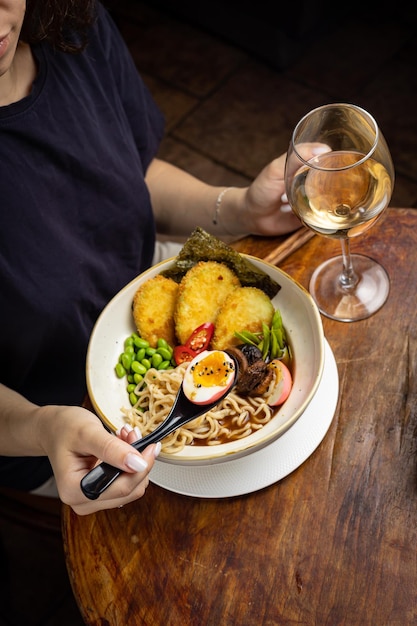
257,153,287,185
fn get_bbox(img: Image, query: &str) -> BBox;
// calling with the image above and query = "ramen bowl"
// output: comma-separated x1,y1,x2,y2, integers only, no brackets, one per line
86,255,325,466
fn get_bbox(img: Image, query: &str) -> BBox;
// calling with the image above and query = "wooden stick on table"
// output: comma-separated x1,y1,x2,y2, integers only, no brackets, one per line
263,227,314,266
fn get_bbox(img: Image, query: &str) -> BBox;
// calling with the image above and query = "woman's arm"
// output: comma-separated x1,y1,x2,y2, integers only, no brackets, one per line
145,154,301,238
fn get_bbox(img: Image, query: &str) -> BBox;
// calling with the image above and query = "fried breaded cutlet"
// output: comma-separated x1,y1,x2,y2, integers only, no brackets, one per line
212,286,274,350
175,261,241,345
132,275,179,348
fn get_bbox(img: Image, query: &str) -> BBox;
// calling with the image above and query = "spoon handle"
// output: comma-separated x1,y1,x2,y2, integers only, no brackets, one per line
80,429,166,500
80,461,122,500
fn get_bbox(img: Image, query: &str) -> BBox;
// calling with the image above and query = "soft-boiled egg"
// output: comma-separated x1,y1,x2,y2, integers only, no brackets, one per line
182,350,236,405
266,359,292,406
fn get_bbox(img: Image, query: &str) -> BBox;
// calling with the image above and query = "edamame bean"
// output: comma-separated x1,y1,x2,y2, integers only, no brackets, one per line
115,363,126,378
121,352,132,370
156,347,172,361
141,358,151,370
133,336,149,350
116,333,176,400
131,361,147,376
157,360,171,370
157,338,170,350
151,353,163,368
129,392,138,405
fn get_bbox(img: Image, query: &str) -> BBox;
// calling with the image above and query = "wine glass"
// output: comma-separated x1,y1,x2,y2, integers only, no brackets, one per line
284,103,394,322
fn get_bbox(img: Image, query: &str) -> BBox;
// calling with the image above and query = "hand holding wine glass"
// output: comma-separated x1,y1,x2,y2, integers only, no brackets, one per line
284,103,394,322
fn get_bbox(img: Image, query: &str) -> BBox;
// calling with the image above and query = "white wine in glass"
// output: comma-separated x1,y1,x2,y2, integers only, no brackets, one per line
284,103,394,322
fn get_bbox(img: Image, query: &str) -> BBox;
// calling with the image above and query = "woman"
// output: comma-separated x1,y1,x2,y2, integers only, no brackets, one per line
0,0,300,515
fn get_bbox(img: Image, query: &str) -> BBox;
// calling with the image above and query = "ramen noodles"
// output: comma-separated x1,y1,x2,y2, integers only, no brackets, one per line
122,364,273,454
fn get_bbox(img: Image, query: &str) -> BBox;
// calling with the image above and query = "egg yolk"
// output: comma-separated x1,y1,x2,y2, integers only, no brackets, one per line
191,351,234,388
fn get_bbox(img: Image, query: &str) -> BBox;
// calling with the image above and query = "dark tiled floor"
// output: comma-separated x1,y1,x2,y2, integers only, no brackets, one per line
1,2,417,625
115,0,417,207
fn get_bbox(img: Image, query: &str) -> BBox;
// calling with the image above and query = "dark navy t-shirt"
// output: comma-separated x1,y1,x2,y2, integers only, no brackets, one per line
0,4,165,489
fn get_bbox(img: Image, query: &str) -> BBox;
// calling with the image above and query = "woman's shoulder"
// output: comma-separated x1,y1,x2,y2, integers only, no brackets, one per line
87,2,130,61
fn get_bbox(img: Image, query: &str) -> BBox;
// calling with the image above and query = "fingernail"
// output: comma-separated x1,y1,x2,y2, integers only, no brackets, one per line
122,424,133,433
311,146,330,155
133,426,142,440
280,204,292,213
153,442,162,458
280,193,288,203
126,453,148,472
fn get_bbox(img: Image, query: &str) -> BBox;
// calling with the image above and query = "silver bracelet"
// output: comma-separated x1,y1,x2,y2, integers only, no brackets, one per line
213,187,234,226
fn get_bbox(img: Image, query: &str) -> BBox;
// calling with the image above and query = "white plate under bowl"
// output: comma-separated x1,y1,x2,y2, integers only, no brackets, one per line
86,255,325,464
150,338,338,498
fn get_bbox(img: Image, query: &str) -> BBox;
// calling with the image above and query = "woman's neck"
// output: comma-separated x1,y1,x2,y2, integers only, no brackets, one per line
0,42,37,106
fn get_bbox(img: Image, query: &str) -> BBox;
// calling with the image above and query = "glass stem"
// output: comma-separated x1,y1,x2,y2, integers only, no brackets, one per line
339,238,358,290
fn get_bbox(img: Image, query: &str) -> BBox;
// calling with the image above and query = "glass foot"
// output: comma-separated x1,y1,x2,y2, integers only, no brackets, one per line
309,254,390,322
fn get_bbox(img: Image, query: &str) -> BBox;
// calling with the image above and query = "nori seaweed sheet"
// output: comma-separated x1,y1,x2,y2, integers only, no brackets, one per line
160,227,281,299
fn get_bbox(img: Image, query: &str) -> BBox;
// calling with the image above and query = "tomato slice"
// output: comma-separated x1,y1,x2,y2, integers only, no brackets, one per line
173,323,215,366
185,323,214,353
173,345,196,365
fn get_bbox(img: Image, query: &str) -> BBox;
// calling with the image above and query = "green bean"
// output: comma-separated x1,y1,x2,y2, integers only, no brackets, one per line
135,347,146,362
233,308,289,363
270,330,279,360
272,309,282,329
146,347,156,357
273,327,284,350
157,360,171,370
261,323,270,361
234,330,260,345
127,383,136,394
157,338,170,350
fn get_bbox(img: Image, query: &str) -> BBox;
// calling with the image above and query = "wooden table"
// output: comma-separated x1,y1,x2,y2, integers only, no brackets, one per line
62,208,417,625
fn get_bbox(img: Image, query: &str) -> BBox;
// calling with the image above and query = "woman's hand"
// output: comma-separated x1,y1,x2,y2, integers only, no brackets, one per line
240,145,330,236
242,153,301,236
37,405,159,515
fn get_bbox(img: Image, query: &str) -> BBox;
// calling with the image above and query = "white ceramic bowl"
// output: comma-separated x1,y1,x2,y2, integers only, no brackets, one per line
86,255,325,465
